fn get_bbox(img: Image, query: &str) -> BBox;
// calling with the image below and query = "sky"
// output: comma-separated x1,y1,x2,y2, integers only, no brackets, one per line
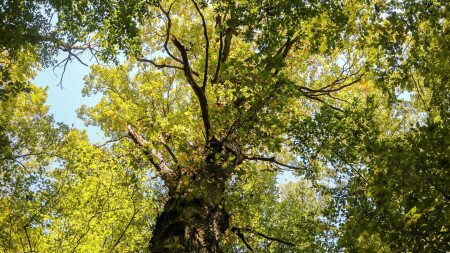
33,54,104,143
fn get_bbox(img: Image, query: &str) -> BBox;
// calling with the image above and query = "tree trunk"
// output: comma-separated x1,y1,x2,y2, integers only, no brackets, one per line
149,166,230,252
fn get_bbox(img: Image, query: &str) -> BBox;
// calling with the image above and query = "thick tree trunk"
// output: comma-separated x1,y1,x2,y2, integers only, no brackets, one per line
149,168,230,252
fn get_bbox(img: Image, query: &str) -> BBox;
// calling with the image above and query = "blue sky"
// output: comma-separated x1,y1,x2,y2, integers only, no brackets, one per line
33,55,104,142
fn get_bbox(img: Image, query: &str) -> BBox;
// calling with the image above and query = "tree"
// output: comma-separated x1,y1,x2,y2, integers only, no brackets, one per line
288,1,450,251
1,0,449,252
76,0,363,251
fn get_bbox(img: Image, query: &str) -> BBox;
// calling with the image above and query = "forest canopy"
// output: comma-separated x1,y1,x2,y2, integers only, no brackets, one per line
0,0,449,252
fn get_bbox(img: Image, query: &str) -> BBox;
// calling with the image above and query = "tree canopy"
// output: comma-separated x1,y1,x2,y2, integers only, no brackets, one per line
0,0,449,252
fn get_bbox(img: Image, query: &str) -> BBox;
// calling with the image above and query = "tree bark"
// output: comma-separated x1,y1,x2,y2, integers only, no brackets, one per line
149,162,231,252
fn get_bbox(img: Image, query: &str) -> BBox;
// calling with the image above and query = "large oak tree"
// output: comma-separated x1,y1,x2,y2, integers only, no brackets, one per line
1,0,449,252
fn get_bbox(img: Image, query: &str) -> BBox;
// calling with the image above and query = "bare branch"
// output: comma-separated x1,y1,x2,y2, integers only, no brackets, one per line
137,57,199,77
159,1,183,64
231,227,254,252
137,57,183,71
244,156,304,171
55,55,69,87
110,205,139,252
58,46,88,66
95,136,128,148
244,228,295,246
301,92,344,112
297,72,365,112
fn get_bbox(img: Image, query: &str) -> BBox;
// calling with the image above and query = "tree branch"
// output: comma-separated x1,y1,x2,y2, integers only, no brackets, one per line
300,92,344,112
59,46,89,66
23,226,33,253
159,1,183,64
272,37,299,76
137,57,199,76
231,227,254,252
192,0,210,89
212,15,223,84
425,177,450,202
171,36,211,141
160,137,181,170
244,228,295,246
126,125,173,178
244,156,304,171
95,135,128,148
222,28,233,62
110,204,139,252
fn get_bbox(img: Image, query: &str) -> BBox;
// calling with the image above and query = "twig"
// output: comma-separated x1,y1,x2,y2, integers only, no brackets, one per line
244,156,304,171
137,57,199,76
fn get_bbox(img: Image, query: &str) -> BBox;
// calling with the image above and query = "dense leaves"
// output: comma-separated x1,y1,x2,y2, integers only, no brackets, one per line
1,0,449,252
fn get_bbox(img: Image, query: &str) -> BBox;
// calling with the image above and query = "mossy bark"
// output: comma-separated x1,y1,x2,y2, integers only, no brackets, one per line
149,166,231,253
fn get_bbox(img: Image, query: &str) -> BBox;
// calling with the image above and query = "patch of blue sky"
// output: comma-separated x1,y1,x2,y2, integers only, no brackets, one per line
33,54,104,143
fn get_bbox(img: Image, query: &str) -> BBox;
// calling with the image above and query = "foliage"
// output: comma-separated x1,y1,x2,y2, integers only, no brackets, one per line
0,0,449,252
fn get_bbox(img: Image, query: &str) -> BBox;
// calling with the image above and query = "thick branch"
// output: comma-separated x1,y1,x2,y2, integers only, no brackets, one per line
213,18,234,84
271,37,298,76
160,138,181,170
222,28,233,62
126,125,173,178
171,36,211,140
274,37,298,59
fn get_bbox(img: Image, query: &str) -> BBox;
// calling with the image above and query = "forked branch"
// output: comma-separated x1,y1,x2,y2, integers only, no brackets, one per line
158,0,183,64
171,36,211,140
231,227,254,252
126,125,173,179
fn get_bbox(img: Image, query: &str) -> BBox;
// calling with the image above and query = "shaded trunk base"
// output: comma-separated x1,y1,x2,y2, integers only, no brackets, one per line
149,196,229,252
